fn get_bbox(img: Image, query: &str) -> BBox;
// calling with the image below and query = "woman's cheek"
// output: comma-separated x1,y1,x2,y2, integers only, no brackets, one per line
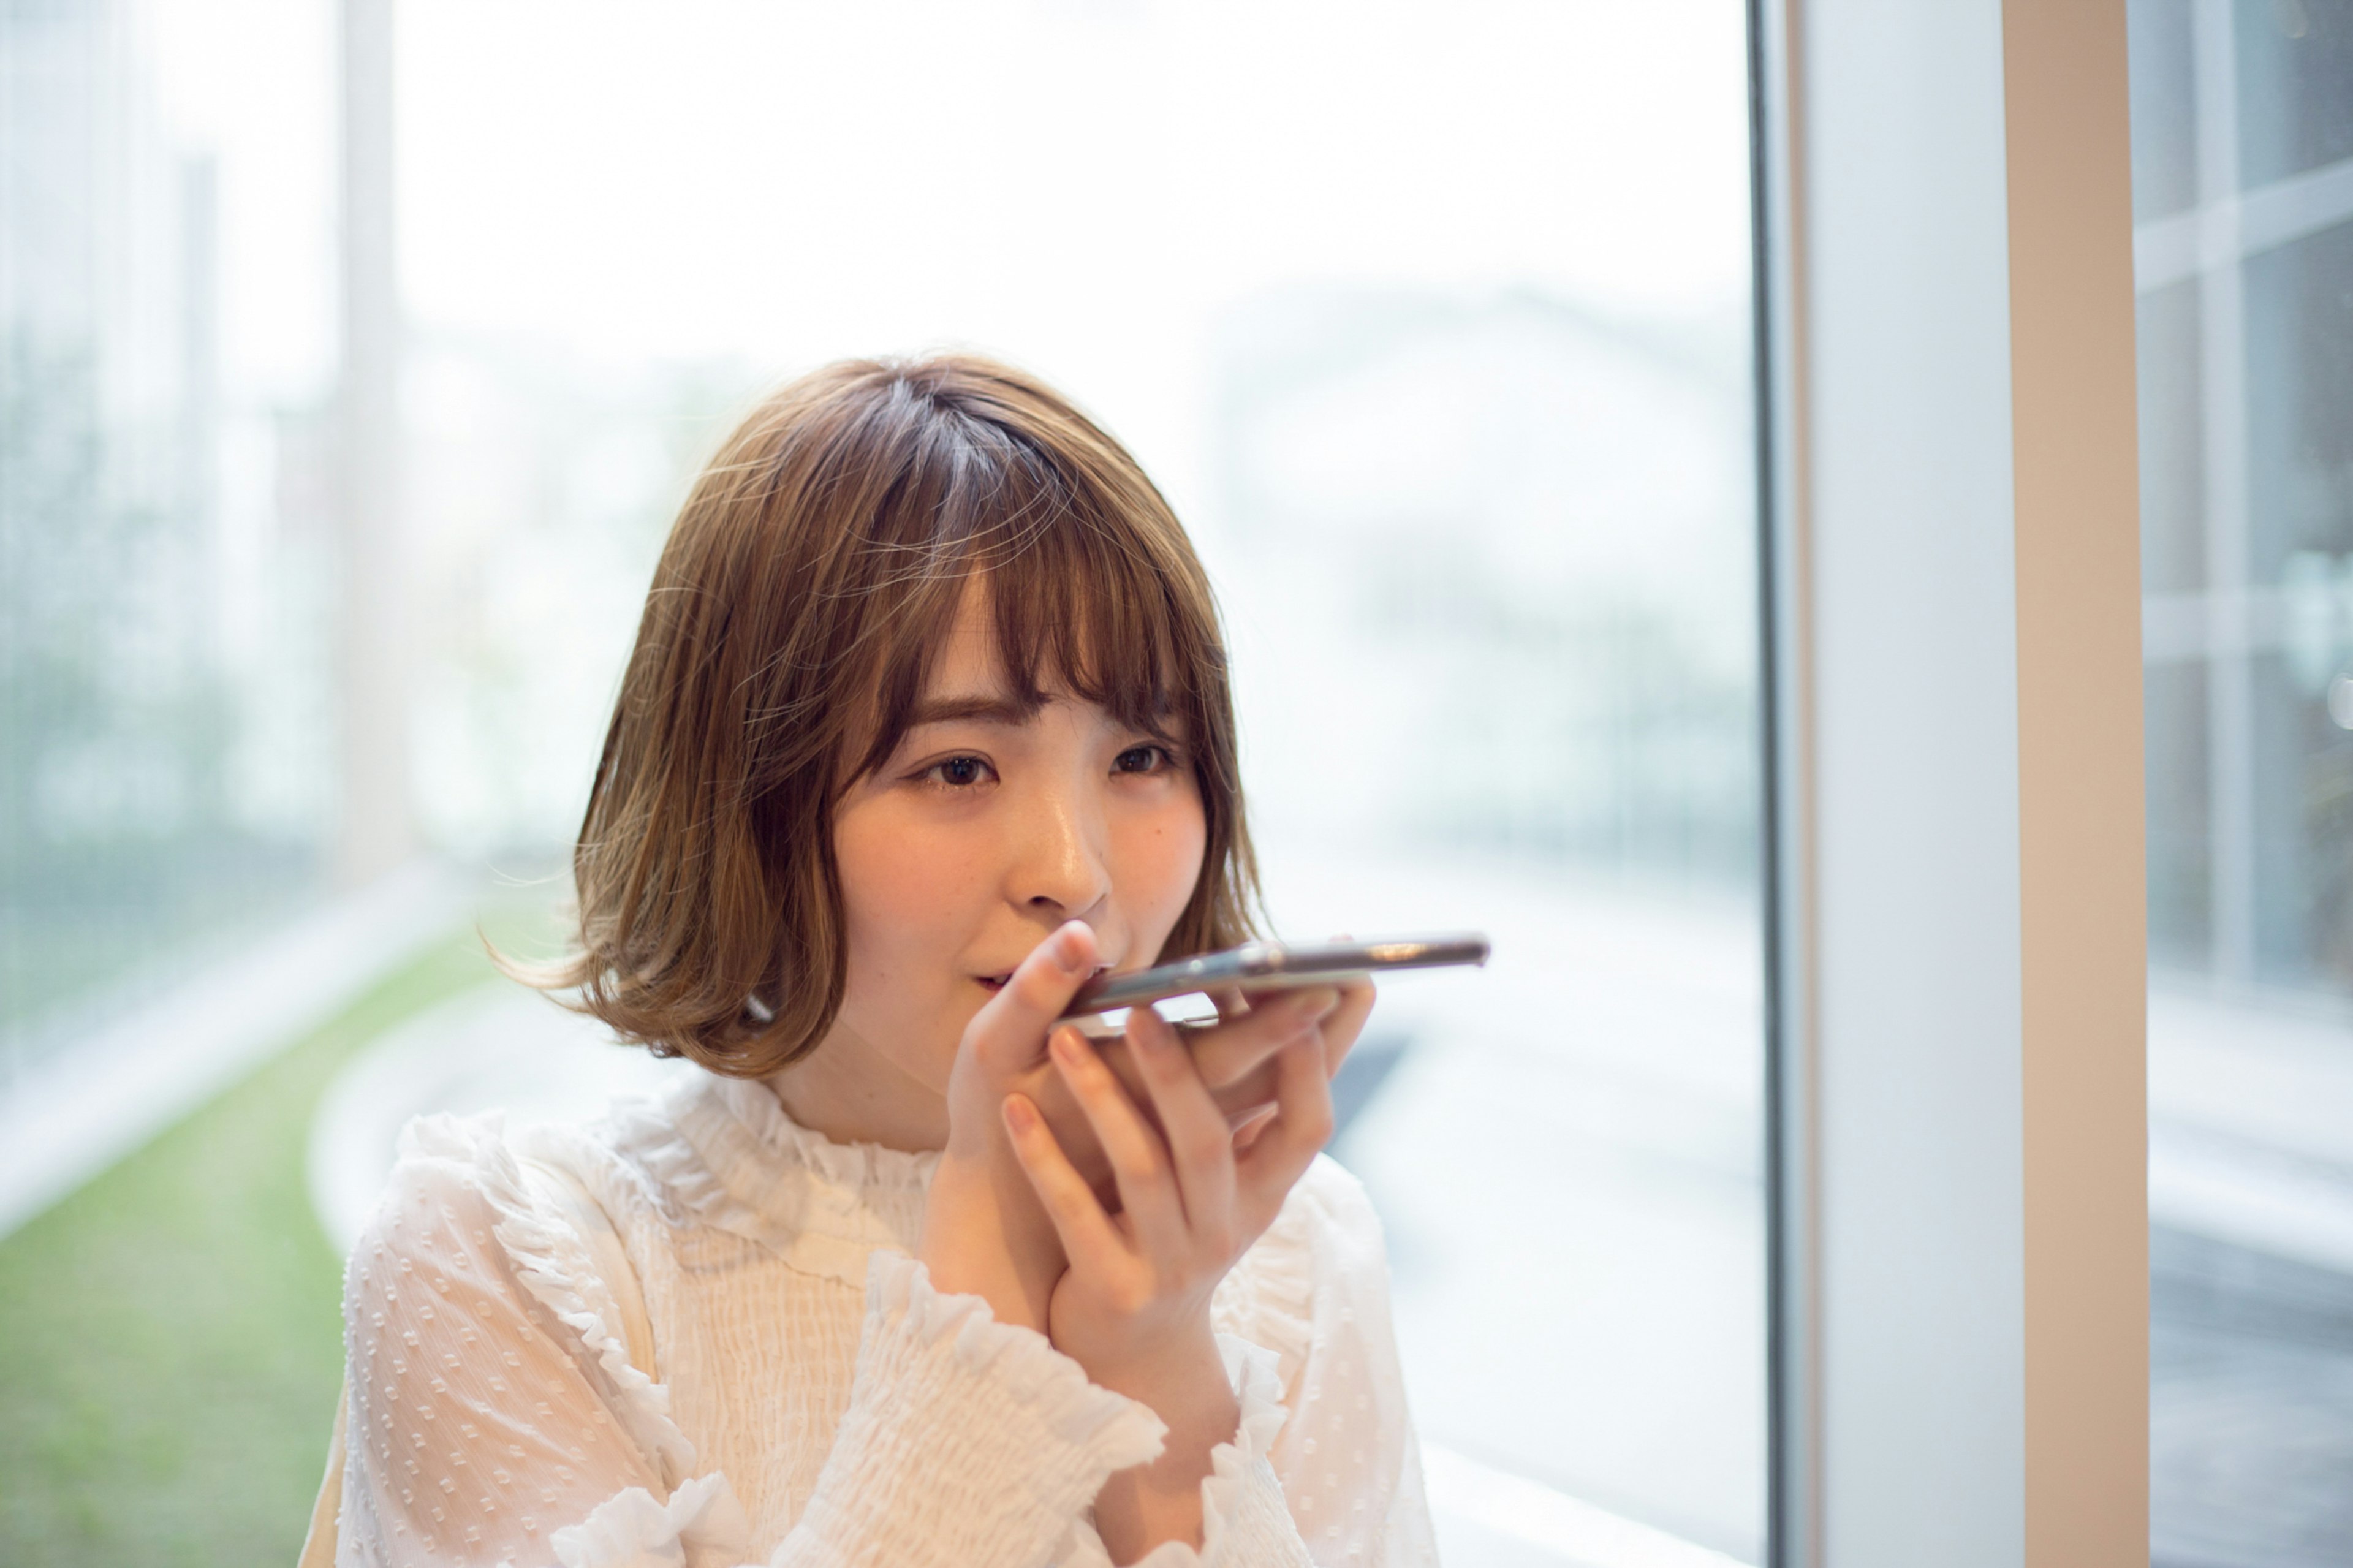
1131,790,1209,942
835,809,955,1014
841,800,950,922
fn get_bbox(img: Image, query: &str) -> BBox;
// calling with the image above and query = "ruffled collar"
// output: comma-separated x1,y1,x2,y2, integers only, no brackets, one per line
616,1070,941,1286
597,1067,1327,1397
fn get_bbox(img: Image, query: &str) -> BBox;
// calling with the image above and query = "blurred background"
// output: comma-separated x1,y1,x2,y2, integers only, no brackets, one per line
18,3,2353,1567
0,2,1766,1564
2132,3,2353,1563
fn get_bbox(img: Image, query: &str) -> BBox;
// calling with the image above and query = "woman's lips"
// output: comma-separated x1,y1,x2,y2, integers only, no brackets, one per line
974,964,1110,993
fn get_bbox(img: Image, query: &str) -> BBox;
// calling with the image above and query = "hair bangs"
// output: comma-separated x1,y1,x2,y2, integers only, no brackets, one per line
849,411,1211,779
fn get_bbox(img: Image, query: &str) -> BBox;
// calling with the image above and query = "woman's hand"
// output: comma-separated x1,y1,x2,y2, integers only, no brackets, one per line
1033,977,1374,1206
917,920,1376,1336
917,921,1102,1334
1000,987,1356,1559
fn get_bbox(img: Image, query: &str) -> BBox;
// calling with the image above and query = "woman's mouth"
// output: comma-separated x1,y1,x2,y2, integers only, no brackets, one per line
975,964,1110,993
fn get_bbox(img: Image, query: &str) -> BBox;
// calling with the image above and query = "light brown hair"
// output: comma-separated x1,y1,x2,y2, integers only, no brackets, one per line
528,354,1259,1076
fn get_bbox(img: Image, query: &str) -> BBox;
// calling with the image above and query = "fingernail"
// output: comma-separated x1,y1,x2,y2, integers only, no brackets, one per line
1049,922,1089,974
1049,1026,1084,1065
1002,1095,1037,1134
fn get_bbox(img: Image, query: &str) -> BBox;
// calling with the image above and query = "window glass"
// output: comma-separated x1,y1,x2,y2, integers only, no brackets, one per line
2129,0,2199,224
2135,279,2205,597
2128,0,2353,1556
2145,659,2213,969
1,4,1769,1562
2234,0,2353,191
0,0,334,1089
2243,223,2353,575
401,4,1772,1561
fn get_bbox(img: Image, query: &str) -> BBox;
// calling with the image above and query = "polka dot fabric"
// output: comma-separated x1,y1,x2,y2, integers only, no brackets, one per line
338,1144,669,1564
324,1072,1438,1567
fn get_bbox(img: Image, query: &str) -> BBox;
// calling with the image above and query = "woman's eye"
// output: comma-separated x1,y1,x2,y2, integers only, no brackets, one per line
922,755,993,789
1114,744,1173,775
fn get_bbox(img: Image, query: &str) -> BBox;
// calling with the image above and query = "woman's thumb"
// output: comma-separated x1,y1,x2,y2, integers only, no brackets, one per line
973,921,1099,1062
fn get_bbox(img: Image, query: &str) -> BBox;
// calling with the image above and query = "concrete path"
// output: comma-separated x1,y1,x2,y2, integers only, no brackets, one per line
0,860,468,1241
307,983,689,1257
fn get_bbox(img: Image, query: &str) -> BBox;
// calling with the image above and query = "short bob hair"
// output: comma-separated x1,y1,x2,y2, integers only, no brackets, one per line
532,354,1260,1078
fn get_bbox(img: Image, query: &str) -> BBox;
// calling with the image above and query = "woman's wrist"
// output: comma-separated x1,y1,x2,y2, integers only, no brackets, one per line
917,1149,1064,1332
1075,1312,1235,1440
1085,1315,1238,1561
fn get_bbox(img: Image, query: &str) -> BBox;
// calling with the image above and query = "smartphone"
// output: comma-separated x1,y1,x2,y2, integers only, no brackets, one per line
1058,933,1489,1020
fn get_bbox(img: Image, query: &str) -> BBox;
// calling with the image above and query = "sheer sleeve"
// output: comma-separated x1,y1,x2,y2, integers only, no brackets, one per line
334,1117,737,1567
333,1115,1170,1568
1108,1154,1439,1568
1054,1157,1438,1568
1259,1158,1439,1568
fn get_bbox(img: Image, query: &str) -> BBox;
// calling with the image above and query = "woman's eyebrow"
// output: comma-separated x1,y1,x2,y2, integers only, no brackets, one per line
903,693,1041,728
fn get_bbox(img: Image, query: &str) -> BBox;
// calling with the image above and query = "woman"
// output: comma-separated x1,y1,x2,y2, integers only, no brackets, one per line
309,355,1436,1567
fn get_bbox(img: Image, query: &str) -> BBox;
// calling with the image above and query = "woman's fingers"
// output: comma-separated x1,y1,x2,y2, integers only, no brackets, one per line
1229,1101,1279,1153
1001,1094,1127,1265
1124,1005,1237,1240
968,921,1100,1073
1235,1032,1338,1234
1319,977,1378,1078
1048,1027,1189,1259
1183,986,1341,1092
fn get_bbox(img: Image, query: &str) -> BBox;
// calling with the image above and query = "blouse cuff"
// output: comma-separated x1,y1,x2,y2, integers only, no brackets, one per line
550,1472,753,1568
778,1251,1167,1568
1121,1335,1307,1568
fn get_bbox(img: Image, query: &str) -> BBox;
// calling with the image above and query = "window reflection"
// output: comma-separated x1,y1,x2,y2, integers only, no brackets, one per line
2232,0,2353,190
2129,0,2353,1559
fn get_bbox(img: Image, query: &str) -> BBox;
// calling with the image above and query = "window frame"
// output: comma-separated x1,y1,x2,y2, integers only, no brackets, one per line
1752,2,2150,1563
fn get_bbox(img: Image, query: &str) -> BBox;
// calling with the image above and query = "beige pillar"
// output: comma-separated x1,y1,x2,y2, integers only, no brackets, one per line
2002,1,2150,1561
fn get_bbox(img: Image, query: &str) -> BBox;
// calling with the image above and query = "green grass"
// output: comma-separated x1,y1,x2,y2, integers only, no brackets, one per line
0,929,508,1566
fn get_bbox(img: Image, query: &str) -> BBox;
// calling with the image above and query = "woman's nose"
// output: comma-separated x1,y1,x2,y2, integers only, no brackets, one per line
1009,785,1112,920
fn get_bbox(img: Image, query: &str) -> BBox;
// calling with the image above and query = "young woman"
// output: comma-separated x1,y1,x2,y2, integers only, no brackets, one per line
307,356,1436,1567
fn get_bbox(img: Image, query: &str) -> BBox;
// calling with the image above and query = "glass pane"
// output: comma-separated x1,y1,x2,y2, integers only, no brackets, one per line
2145,658,2211,967
2129,0,2199,224
2235,0,2353,191
2130,4,2353,1561
2244,221,2353,576
400,2,1773,1561
1216,294,1767,1556
1,3,1769,1562
2137,279,2205,596
0,4,332,1082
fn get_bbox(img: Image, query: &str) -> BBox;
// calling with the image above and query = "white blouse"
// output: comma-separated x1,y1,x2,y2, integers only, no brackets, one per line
320,1068,1439,1568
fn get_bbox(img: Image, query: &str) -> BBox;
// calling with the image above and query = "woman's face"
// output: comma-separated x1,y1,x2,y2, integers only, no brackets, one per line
813,585,1208,1133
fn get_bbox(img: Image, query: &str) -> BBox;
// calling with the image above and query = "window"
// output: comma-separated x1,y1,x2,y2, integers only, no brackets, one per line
390,7,1776,1559
0,4,1771,1561
1,0,335,1092
2129,1,2353,1559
